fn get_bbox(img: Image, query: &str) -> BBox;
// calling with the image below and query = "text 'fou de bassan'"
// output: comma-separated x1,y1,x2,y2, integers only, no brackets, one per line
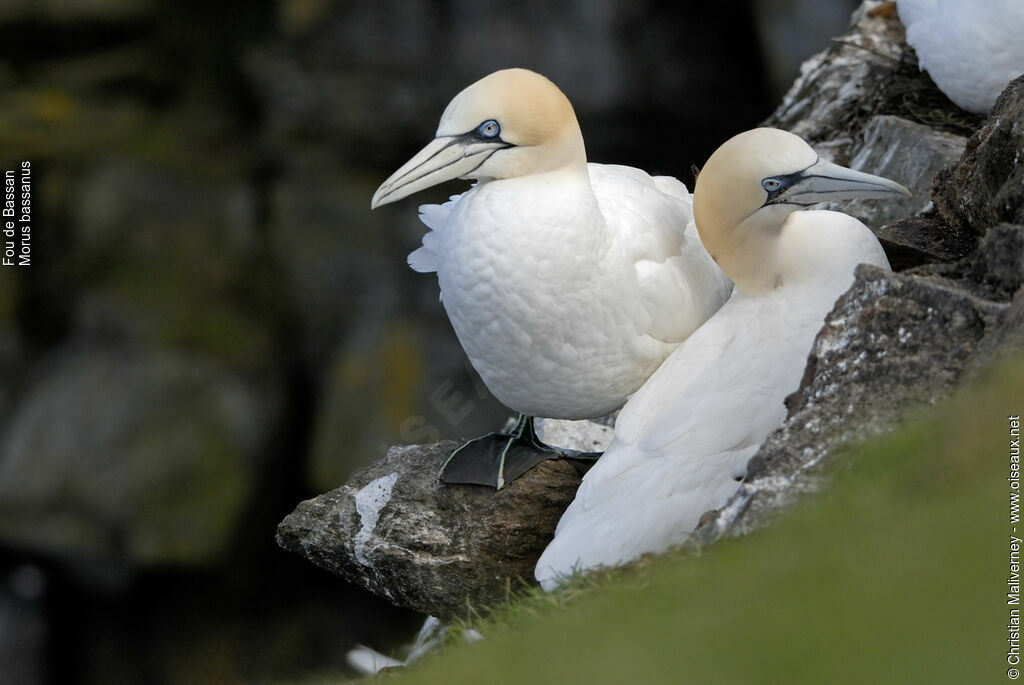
3,162,31,267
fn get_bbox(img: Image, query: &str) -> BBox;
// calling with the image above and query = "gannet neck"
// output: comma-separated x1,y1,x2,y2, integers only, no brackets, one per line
497,158,592,188
694,202,781,295
773,209,891,291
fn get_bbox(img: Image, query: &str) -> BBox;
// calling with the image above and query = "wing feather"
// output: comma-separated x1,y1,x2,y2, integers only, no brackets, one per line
408,194,463,274
588,164,731,345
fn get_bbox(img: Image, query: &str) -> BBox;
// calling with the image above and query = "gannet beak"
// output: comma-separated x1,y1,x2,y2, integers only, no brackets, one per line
771,158,911,206
371,136,510,209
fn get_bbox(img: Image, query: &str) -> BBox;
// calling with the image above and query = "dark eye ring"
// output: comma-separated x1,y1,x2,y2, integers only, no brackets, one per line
762,178,782,192
477,120,500,139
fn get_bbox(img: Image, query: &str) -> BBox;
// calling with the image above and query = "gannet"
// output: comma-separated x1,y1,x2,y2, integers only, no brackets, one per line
371,68,732,488
898,0,1024,114
536,128,910,589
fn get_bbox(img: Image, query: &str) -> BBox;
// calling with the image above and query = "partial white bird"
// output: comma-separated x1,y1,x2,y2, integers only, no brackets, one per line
898,0,1024,114
346,616,461,676
536,128,910,589
372,68,731,488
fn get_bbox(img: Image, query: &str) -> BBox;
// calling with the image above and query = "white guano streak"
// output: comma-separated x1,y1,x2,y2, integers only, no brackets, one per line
353,473,398,566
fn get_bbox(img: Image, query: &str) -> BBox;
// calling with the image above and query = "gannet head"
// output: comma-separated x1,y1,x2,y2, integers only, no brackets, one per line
694,128,909,293
371,68,586,208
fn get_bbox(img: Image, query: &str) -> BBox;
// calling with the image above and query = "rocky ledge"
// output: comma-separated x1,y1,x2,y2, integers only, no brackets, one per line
277,441,582,620
279,1,1024,619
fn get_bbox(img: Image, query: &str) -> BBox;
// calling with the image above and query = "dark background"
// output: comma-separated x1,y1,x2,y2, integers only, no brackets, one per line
0,0,857,682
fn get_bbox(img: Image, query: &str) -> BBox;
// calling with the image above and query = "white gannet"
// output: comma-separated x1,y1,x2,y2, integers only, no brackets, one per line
536,128,910,589
371,68,731,488
898,0,1024,114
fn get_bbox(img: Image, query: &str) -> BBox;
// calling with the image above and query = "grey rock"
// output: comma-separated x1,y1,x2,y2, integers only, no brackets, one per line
973,284,1024,372
954,227,1024,375
0,347,268,576
877,212,975,271
834,115,966,229
934,75,1024,235
694,266,1006,543
764,0,908,161
277,441,583,620
765,0,980,164
866,63,1024,273
910,223,1024,302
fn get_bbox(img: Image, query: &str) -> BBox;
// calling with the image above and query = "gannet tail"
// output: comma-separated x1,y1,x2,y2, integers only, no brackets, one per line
535,439,755,591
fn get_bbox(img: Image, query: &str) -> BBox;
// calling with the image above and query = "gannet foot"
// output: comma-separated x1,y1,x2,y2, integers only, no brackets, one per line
439,414,602,489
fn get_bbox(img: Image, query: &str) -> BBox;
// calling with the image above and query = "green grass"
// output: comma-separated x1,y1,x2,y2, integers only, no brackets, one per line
381,354,1022,685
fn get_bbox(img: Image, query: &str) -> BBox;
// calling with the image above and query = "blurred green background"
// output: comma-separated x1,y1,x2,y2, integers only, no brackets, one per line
0,0,859,682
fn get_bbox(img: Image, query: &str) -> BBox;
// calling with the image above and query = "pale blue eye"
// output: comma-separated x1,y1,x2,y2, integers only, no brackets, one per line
762,178,782,192
477,120,500,138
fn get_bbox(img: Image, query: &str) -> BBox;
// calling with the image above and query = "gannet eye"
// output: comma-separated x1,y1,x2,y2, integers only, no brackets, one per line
762,178,783,192
477,120,501,139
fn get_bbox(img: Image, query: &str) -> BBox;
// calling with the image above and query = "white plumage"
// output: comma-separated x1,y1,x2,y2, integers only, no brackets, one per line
409,163,730,418
899,0,1024,114
374,69,731,423
536,128,907,589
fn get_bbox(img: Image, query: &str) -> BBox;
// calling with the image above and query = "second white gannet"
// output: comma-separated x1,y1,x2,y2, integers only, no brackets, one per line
372,68,731,488
536,128,909,589
898,0,1024,114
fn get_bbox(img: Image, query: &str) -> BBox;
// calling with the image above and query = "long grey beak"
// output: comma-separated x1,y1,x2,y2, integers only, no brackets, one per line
371,136,508,209
780,157,911,206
